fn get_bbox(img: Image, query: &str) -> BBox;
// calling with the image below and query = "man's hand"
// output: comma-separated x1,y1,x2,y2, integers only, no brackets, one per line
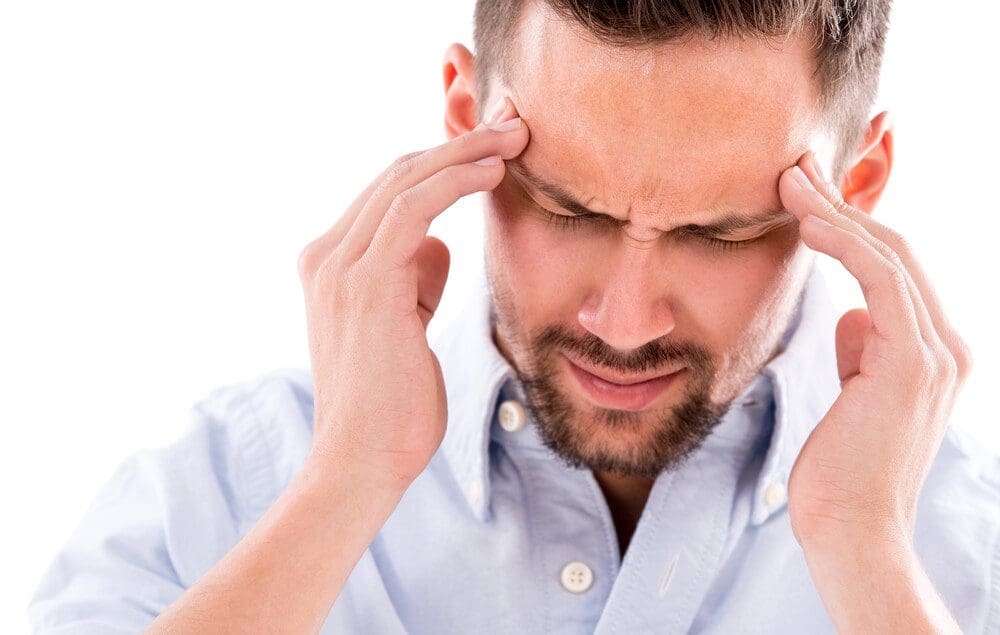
778,150,971,633
148,98,530,634
296,96,529,493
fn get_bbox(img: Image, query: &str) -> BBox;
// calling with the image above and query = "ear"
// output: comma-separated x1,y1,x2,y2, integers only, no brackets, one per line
442,43,480,140
840,110,893,215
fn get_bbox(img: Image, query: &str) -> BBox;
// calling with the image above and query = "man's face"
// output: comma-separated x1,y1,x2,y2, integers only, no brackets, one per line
483,4,831,478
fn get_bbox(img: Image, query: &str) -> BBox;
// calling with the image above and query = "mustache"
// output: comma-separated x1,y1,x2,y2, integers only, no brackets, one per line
531,325,713,375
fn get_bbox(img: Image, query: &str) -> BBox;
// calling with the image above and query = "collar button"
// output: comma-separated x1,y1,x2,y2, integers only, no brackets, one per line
498,399,526,432
763,481,787,508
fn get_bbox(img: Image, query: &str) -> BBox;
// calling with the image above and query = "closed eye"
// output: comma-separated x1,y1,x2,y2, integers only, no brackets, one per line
540,207,765,252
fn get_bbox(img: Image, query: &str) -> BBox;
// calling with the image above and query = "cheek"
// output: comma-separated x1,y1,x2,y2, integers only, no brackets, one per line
681,232,801,319
485,191,605,311
678,228,809,367
486,186,806,344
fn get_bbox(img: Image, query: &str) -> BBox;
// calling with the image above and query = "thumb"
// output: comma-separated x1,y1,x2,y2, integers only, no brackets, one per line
414,235,451,329
835,308,872,385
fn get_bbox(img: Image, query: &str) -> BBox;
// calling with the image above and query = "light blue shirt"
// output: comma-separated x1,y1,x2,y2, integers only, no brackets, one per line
28,264,1000,633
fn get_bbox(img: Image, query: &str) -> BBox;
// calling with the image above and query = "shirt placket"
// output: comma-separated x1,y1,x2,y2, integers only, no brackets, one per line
592,434,754,634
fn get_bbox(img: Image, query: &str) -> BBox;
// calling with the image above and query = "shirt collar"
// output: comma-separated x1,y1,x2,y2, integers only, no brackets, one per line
750,264,841,524
432,264,516,521
432,262,841,525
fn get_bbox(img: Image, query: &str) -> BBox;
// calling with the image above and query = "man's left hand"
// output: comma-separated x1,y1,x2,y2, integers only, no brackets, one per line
777,150,971,633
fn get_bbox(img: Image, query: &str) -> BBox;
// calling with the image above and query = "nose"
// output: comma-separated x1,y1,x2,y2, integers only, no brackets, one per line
576,241,676,352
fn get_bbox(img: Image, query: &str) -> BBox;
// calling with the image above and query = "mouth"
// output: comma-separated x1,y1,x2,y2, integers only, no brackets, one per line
561,352,684,412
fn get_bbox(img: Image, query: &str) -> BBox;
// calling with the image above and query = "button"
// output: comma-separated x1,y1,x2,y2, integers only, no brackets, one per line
764,481,786,508
498,399,526,432
468,479,483,506
559,561,594,594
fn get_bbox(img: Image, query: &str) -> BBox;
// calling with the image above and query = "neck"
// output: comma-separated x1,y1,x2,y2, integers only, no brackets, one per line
593,470,655,559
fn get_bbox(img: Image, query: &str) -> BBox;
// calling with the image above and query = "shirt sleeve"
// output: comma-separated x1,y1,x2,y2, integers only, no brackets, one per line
26,371,314,634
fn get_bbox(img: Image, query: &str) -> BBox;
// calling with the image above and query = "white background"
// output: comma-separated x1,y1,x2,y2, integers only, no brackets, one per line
1,2,997,631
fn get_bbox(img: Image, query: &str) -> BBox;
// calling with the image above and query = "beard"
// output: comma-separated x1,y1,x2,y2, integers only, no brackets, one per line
482,194,813,479
487,276,741,480
506,321,729,478
485,260,809,479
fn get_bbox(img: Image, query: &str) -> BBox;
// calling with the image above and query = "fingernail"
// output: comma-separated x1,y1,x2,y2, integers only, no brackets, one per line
474,155,501,166
791,166,816,193
812,154,827,183
490,117,521,133
483,95,507,127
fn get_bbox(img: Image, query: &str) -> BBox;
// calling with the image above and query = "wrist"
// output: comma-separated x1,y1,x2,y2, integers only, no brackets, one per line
797,517,910,557
800,532,960,634
296,449,407,523
801,529,915,583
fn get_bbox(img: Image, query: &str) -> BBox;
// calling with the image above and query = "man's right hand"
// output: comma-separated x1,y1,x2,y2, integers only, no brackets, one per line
147,98,529,634
296,95,529,494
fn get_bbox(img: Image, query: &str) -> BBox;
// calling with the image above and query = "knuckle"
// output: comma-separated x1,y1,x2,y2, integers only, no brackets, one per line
872,258,908,297
942,351,959,382
387,194,409,221
389,188,417,219
882,227,912,258
323,259,368,310
386,153,418,184
454,127,482,151
951,335,974,380
359,247,399,282
929,345,957,382
831,200,853,218
883,246,906,273
297,239,325,279
314,248,348,285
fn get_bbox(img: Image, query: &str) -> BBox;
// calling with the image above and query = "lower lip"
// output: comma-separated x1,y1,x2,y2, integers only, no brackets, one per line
563,355,682,411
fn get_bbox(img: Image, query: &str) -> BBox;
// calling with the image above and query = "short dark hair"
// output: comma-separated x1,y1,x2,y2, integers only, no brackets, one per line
473,0,893,179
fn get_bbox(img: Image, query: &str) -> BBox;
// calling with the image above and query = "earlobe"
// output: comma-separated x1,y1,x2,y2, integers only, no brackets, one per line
442,43,479,140
841,111,893,215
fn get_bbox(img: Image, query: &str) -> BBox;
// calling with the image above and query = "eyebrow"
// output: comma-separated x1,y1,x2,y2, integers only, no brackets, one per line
505,157,794,236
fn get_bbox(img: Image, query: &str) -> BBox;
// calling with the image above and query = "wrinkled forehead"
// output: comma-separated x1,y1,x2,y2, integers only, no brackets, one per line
501,2,829,217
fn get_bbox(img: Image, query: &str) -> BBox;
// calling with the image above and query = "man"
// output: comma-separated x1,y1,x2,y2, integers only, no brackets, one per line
28,0,999,633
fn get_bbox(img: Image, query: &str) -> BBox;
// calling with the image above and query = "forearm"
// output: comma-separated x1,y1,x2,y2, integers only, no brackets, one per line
801,534,961,634
147,456,403,634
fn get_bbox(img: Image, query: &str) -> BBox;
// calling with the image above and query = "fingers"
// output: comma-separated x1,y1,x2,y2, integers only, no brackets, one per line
835,308,872,385
780,159,942,350
340,102,529,263
781,164,926,341
792,153,937,342
793,209,922,343
780,153,971,399
800,152,972,382
297,151,421,276
368,158,508,269
413,236,450,328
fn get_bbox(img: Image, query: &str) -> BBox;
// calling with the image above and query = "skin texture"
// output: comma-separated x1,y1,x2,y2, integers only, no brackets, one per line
146,2,967,632
441,3,967,631
448,3,836,548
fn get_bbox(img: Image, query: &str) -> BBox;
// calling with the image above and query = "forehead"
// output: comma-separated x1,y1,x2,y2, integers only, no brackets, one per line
504,2,828,221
